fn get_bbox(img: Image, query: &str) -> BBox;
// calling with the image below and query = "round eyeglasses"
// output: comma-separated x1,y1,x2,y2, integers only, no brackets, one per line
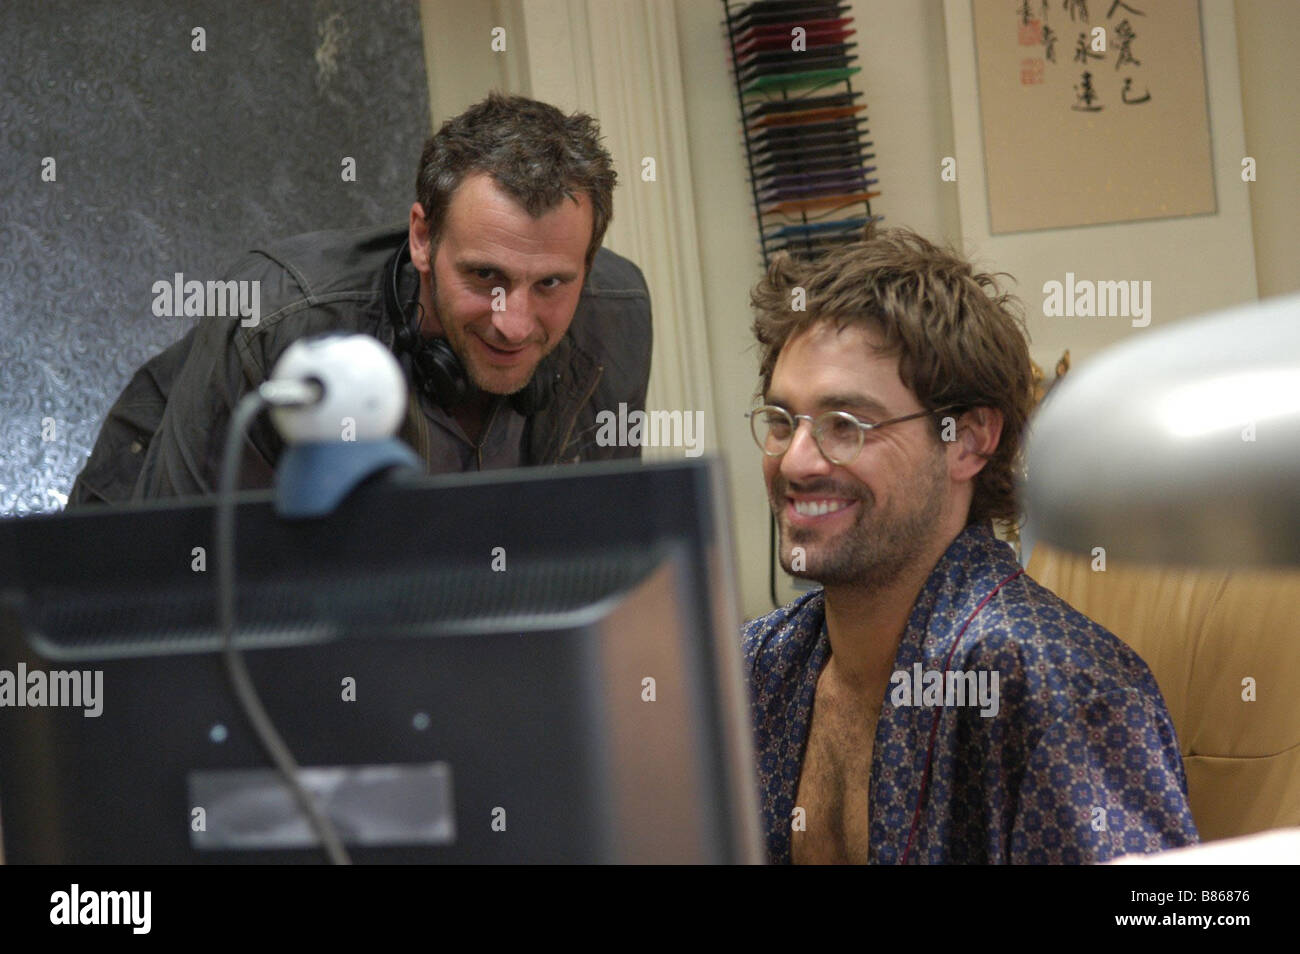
746,404,960,465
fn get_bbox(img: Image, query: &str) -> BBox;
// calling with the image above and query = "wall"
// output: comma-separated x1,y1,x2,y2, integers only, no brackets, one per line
1234,0,1300,300
0,0,430,514
421,0,531,122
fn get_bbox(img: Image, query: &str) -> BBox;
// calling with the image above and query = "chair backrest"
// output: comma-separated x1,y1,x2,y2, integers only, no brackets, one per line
1026,542,1300,842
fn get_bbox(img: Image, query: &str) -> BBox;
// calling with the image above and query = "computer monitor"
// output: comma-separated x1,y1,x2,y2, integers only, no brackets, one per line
0,459,763,863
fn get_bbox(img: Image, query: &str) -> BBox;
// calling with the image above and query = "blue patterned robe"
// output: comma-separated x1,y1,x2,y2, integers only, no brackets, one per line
742,522,1199,864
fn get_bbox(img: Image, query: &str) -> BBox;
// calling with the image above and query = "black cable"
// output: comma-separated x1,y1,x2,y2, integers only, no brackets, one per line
217,384,351,865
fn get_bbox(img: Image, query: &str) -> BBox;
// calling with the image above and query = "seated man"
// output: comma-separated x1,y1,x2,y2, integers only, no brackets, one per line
742,227,1198,864
68,92,651,504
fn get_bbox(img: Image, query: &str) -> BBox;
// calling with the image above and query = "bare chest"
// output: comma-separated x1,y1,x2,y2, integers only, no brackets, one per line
790,674,881,865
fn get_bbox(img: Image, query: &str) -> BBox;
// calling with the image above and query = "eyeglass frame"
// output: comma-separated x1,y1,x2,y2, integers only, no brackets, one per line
745,402,964,466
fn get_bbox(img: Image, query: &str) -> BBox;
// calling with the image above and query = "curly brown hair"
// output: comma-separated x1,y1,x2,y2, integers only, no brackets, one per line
750,226,1034,530
415,92,617,270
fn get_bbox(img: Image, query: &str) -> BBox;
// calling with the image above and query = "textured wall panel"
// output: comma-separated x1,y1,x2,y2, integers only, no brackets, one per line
0,0,430,514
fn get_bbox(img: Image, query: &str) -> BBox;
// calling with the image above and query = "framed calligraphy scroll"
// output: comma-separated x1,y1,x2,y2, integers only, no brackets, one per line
971,0,1215,233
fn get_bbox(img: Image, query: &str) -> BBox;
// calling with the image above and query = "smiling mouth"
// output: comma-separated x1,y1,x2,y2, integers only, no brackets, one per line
480,339,524,354
475,336,532,362
789,498,855,517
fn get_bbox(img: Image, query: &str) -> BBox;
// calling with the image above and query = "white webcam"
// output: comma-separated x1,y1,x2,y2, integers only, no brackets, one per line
268,333,407,444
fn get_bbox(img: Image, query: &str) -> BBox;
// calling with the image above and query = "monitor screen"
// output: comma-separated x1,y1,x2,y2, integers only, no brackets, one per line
0,459,763,863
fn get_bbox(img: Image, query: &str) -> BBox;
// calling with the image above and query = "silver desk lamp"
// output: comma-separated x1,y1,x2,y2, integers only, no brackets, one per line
1024,292,1300,568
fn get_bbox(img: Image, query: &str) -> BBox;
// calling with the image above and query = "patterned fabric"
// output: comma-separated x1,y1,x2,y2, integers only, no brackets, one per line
742,522,1200,864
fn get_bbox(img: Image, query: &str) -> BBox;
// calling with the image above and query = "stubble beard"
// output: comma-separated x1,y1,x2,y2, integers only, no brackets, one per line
775,450,949,590
430,282,545,397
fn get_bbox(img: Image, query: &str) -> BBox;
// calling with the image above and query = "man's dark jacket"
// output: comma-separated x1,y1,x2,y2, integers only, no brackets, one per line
68,224,653,504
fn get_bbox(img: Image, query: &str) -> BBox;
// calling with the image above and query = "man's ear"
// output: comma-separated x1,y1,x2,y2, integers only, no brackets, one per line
947,406,1003,482
408,201,433,274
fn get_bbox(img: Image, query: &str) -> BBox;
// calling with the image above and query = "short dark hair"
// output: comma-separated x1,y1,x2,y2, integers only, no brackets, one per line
750,226,1034,530
415,93,617,270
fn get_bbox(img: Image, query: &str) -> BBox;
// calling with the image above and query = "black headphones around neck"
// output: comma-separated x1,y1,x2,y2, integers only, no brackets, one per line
383,239,552,416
